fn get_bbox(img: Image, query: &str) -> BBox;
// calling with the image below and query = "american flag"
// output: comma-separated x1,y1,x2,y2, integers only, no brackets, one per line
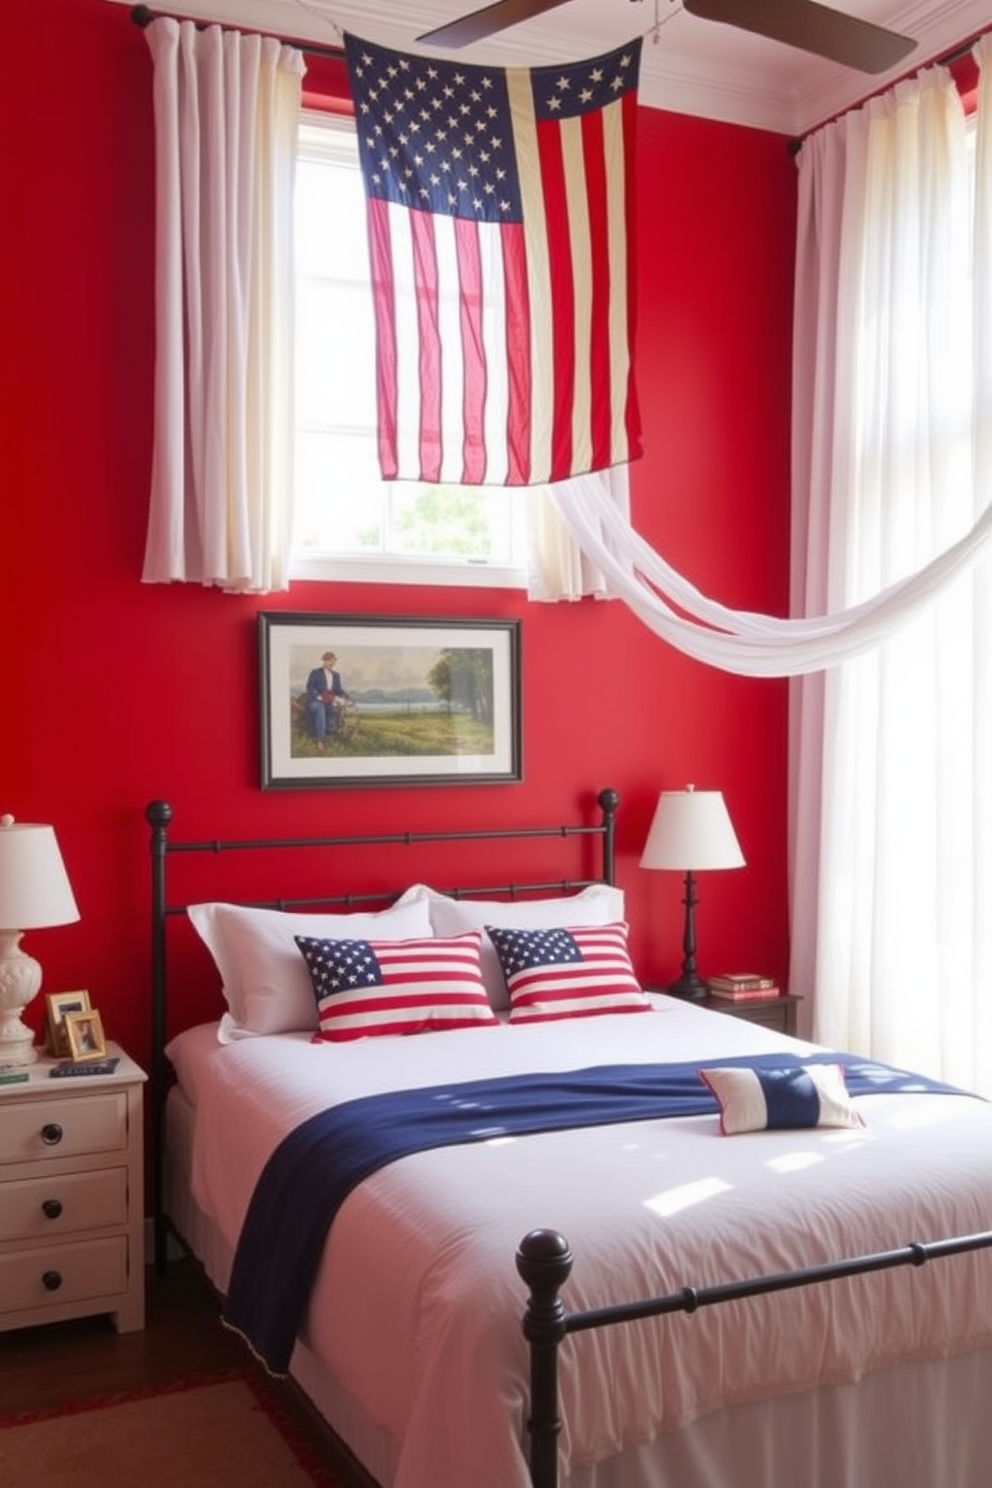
485,922,651,1022
296,932,498,1041
343,33,643,487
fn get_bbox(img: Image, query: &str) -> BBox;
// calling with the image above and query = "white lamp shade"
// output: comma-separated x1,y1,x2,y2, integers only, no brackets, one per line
0,817,80,930
640,787,745,871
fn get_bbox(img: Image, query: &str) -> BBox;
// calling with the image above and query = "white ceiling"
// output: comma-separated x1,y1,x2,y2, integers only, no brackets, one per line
112,0,988,134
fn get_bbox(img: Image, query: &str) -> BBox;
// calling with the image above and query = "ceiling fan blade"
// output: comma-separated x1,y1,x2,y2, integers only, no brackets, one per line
683,0,917,74
417,0,572,48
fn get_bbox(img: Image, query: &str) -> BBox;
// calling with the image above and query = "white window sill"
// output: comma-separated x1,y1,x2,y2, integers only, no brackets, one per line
289,554,528,589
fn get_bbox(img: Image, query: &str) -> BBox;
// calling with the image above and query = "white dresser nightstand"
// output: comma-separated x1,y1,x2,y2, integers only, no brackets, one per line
0,1041,146,1334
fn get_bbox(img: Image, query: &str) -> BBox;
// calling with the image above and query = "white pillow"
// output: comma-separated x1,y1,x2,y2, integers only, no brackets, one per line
188,893,433,1041
403,883,625,1010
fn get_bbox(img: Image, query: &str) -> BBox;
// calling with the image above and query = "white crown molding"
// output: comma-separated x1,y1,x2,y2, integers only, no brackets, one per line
110,0,987,137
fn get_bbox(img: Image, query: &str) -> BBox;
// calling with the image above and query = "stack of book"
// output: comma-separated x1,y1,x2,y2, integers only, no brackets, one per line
706,973,780,1002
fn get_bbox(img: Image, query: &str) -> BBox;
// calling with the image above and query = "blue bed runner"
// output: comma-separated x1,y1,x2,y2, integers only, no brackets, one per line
221,1052,968,1374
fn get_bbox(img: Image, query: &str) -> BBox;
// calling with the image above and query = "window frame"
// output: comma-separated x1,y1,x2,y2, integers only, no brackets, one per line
289,111,529,591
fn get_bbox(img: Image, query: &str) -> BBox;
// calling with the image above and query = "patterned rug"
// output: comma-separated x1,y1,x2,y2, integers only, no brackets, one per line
0,1370,346,1486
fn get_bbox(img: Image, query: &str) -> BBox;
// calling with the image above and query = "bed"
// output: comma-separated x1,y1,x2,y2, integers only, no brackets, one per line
148,793,992,1488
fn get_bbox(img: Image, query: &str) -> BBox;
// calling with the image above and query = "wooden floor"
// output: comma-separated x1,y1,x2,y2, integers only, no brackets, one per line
0,1258,376,1487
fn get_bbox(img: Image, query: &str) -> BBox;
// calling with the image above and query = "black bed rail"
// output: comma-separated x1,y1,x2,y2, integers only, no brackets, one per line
516,1224,992,1488
147,790,619,1272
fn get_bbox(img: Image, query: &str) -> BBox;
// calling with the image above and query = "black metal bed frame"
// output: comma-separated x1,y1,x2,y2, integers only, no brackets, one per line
146,790,992,1488
145,789,619,1275
515,1224,992,1488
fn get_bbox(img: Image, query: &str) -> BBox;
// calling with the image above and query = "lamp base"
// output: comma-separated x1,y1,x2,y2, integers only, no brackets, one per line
0,1024,38,1066
0,931,42,1066
665,972,710,1001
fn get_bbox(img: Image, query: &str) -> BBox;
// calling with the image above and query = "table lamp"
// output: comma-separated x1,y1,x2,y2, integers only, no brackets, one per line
0,815,80,1065
639,785,744,999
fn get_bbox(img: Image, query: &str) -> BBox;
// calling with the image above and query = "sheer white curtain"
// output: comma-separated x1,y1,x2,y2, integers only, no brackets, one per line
528,466,631,601
790,48,992,1094
142,18,304,593
544,38,992,1091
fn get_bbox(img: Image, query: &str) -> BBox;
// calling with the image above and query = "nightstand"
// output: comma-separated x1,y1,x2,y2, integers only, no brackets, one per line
699,993,801,1036
0,1041,147,1334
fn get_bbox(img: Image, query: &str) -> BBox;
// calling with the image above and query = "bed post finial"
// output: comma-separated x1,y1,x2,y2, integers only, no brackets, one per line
146,798,173,828
517,1229,573,1488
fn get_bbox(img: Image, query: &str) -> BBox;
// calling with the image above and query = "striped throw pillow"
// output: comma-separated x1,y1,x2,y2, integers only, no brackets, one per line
486,922,652,1023
297,931,499,1042
700,1064,866,1135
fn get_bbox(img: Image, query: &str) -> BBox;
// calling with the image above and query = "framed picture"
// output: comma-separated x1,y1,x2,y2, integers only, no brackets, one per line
63,1008,107,1062
259,613,522,790
45,990,91,1057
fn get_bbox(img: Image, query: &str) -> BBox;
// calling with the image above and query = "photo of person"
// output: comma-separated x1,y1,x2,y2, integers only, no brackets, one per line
64,1008,107,1062
74,1019,99,1053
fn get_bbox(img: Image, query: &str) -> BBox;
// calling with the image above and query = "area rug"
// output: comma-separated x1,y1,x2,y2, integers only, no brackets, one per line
0,1370,345,1486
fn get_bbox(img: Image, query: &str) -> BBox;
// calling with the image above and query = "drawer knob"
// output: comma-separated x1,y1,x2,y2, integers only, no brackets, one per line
40,1122,64,1146
42,1198,63,1220
42,1270,63,1292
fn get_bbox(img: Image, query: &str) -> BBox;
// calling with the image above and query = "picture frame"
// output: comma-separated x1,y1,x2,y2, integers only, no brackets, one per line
259,613,522,790
63,1008,108,1062
45,990,91,1057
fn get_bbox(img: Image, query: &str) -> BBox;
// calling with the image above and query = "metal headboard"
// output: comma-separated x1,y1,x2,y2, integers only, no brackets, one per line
145,788,619,1269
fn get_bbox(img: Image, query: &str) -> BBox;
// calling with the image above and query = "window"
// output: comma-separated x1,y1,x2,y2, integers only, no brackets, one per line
292,114,529,587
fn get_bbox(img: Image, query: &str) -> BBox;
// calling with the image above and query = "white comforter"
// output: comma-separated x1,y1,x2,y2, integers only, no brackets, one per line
168,998,992,1488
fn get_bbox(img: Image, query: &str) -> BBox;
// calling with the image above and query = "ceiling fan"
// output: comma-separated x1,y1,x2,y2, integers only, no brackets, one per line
417,0,918,75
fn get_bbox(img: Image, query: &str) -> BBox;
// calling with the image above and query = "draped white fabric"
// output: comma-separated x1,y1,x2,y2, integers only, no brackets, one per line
544,443,992,674
142,18,304,593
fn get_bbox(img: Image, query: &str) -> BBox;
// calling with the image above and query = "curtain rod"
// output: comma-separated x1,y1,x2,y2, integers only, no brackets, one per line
129,4,345,61
789,28,985,154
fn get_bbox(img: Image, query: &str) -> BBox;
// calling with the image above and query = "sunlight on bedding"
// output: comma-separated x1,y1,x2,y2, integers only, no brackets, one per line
644,1176,731,1218
767,1150,824,1174
767,1128,870,1172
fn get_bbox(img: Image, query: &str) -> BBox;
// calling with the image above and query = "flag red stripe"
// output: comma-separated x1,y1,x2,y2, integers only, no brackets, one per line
330,988,489,1010
536,119,575,483
501,221,532,485
581,106,613,473
367,197,400,480
323,1014,496,1042
410,208,443,484
621,87,642,460
454,217,487,485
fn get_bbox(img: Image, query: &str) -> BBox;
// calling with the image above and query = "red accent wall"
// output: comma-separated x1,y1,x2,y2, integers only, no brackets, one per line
0,0,796,1071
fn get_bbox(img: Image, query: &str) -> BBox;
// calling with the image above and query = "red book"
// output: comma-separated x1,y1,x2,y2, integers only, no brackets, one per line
707,983,781,1002
707,973,777,993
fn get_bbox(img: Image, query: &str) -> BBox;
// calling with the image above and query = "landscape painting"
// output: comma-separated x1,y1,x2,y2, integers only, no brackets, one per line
259,613,521,789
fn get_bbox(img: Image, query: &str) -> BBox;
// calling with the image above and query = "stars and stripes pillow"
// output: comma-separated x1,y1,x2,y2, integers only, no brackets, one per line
485,922,651,1023
699,1064,866,1136
296,931,498,1043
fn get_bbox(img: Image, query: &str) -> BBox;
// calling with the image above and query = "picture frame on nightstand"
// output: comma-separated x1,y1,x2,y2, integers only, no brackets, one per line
45,990,91,1057
63,1007,108,1062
